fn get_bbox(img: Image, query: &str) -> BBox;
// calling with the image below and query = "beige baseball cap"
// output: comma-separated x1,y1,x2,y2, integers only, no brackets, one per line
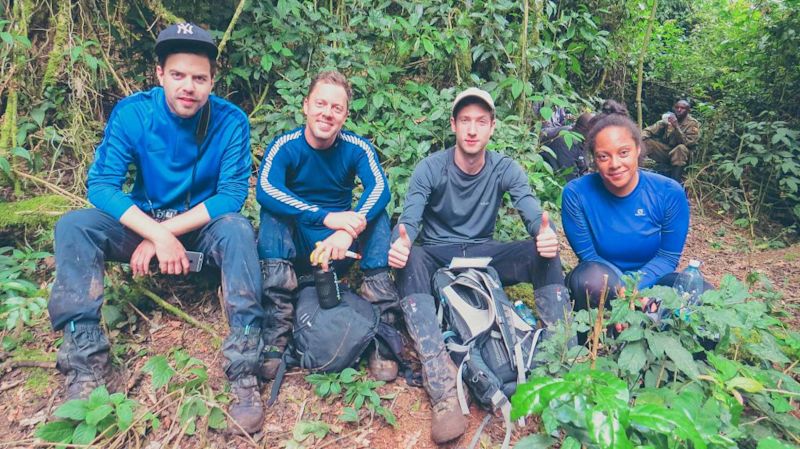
452,87,495,117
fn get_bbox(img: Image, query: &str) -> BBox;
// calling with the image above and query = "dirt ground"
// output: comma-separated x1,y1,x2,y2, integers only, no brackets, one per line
0,204,797,449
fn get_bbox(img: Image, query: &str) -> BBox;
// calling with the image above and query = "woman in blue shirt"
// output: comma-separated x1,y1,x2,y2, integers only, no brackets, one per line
561,104,691,312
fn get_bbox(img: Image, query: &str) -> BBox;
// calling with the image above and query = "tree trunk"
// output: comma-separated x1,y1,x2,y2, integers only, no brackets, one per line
636,0,658,128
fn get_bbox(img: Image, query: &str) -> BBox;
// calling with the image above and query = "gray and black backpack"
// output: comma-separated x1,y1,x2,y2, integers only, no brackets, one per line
432,262,544,449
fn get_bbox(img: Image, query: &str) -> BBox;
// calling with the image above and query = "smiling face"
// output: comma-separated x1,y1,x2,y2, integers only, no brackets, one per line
593,125,641,197
450,102,496,157
156,52,213,118
303,81,349,149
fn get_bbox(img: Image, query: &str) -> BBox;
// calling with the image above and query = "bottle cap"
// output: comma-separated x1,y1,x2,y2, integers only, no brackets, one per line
689,259,701,268
514,300,523,306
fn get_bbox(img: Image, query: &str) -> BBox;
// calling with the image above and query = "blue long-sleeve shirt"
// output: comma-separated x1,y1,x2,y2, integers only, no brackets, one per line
256,127,390,224
87,87,251,219
561,171,689,289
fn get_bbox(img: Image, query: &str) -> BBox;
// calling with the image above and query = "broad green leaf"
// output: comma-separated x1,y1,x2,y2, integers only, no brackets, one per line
706,353,738,381
630,404,706,449
71,422,97,445
421,37,434,55
339,368,358,383
351,98,367,111
726,376,764,393
757,437,795,449
85,404,113,426
375,405,397,426
661,335,699,378
514,434,555,448
586,409,633,449
116,402,134,429
88,386,110,408
618,341,647,375
372,95,384,109
142,355,176,391
35,420,75,443
540,106,553,121
54,399,88,421
208,407,227,430
293,420,330,441
511,79,524,99
339,407,358,422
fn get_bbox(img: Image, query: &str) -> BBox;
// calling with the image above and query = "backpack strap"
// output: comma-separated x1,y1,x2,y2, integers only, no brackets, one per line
490,389,513,449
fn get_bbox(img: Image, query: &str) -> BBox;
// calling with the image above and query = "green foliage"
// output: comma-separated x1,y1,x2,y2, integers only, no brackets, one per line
306,367,397,427
0,246,49,333
142,348,229,435
283,420,339,449
35,386,157,445
514,273,799,448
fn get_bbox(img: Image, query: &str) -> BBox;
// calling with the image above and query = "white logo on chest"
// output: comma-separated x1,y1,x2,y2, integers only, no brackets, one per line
635,208,646,217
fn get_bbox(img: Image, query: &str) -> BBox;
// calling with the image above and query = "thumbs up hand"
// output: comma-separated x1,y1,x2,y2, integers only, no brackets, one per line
388,224,412,269
535,211,559,258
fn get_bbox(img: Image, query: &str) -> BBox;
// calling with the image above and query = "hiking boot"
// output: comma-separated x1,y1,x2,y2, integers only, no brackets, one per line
431,394,468,444
228,375,264,435
360,270,400,325
368,346,398,382
223,325,265,434
57,321,119,402
400,293,467,443
535,284,577,348
260,259,297,380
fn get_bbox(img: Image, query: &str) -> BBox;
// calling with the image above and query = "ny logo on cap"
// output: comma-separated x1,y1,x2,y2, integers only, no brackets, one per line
177,23,194,35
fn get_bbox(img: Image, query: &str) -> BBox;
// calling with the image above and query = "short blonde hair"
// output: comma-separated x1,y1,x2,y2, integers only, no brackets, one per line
308,70,353,106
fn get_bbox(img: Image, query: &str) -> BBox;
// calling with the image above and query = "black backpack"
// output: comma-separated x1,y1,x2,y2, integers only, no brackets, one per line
432,263,544,449
267,285,403,405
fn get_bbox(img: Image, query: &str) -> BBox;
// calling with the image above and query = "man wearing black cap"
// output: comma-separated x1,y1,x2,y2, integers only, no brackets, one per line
47,23,266,433
386,88,570,444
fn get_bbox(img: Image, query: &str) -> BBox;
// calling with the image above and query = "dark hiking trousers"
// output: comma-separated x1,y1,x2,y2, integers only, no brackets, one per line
396,240,564,298
48,208,265,379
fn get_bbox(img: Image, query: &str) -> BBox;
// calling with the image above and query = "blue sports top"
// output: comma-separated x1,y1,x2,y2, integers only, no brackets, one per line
561,170,689,289
87,87,251,220
256,127,390,224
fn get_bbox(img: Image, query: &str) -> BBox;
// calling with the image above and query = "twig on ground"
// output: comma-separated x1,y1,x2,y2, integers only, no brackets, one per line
0,360,55,373
137,285,221,341
0,379,24,392
590,274,609,369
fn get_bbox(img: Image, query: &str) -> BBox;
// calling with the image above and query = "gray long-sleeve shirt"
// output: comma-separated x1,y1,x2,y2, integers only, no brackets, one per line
394,147,545,245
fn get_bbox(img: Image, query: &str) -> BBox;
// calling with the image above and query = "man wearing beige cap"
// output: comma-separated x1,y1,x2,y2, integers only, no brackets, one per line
387,88,569,443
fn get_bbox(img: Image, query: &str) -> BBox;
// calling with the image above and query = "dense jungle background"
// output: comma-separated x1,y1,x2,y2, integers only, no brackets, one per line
0,0,799,448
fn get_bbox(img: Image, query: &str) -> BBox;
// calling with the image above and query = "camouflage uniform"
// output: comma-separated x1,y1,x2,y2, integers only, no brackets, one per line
643,114,701,167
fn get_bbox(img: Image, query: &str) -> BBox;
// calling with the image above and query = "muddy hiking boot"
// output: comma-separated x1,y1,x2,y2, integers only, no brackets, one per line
228,375,263,434
57,321,122,402
259,259,297,381
534,284,577,347
401,293,467,444
361,270,401,382
223,325,265,434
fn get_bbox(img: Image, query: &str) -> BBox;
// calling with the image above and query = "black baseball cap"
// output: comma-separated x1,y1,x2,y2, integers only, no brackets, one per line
155,22,218,61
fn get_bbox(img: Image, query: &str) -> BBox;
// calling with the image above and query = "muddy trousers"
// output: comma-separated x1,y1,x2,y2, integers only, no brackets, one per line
257,209,395,351
48,208,265,380
257,209,394,276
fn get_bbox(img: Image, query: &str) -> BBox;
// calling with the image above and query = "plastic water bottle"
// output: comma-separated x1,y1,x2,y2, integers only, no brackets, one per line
514,300,537,327
673,260,705,306
672,260,705,321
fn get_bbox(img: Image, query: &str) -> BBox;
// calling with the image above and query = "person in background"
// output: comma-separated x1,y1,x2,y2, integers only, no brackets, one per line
643,99,701,183
540,112,594,181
